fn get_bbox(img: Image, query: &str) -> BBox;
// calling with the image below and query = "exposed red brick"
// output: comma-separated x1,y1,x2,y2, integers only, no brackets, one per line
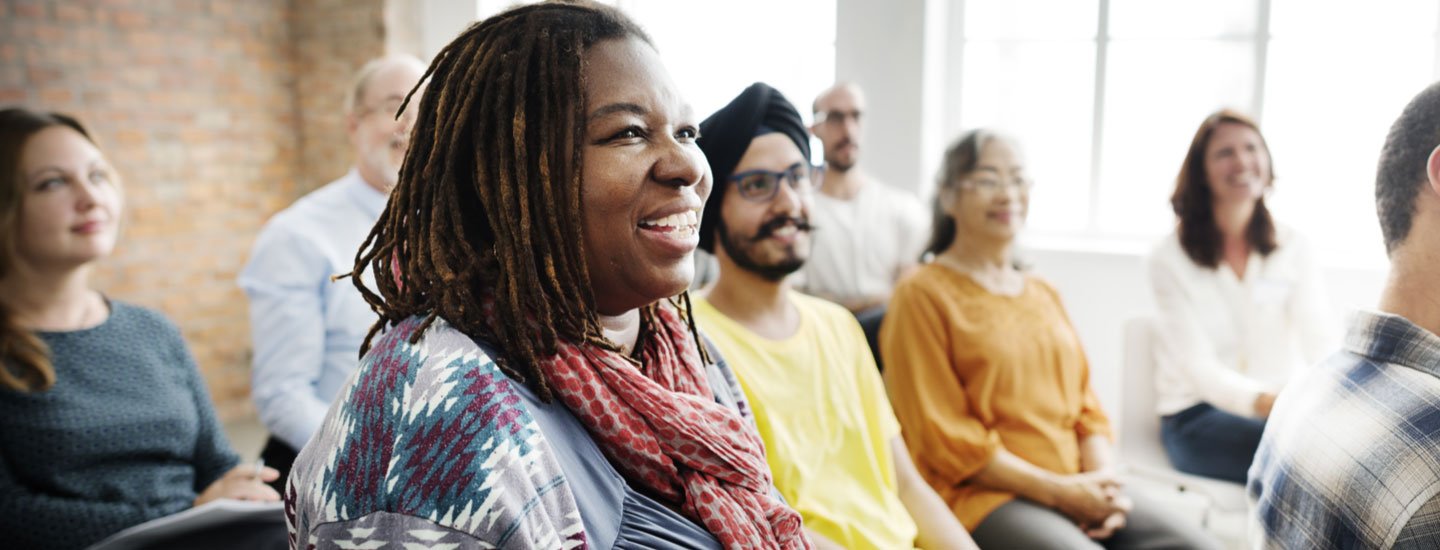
2,0,390,420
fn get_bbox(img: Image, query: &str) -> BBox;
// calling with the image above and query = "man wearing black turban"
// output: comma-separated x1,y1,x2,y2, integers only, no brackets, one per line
690,83,978,550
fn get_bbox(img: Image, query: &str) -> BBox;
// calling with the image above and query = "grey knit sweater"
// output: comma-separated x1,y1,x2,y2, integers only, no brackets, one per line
0,301,239,549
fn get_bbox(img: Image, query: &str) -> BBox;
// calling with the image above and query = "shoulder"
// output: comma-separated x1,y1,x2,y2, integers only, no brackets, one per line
889,265,961,318
1146,230,1188,266
293,316,586,545
1269,223,1316,263
257,176,357,236
1256,353,1440,546
107,301,185,343
791,291,869,341
790,291,854,325
1022,273,1071,309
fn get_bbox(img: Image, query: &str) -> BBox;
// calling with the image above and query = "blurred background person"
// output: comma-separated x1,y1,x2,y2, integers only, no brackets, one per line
238,54,425,490
883,129,1217,549
0,107,282,550
800,82,929,369
1148,110,1336,484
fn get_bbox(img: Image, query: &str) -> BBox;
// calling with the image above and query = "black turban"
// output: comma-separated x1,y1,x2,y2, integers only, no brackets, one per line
697,82,811,253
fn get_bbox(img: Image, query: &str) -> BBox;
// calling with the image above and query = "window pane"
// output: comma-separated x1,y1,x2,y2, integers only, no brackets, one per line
1270,0,1438,37
1261,37,1434,267
964,0,1099,40
1109,0,1257,39
959,41,1096,233
1097,40,1254,236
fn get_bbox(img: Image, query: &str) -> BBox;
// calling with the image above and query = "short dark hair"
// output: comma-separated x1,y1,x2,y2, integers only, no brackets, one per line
1170,109,1277,268
1376,81,1440,255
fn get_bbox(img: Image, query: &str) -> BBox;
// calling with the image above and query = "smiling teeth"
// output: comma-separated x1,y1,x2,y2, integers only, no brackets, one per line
640,210,699,231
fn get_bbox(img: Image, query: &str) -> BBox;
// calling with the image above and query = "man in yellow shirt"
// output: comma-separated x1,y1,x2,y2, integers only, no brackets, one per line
690,82,976,550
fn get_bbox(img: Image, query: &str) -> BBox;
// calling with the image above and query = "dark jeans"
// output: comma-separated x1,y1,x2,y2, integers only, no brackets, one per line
855,305,886,372
259,435,299,494
1160,402,1265,484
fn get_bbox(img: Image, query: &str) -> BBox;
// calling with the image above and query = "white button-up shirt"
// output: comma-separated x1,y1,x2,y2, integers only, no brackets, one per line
238,169,386,449
1147,225,1339,417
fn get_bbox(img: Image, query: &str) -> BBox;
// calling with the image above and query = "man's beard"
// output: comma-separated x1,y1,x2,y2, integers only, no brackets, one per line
825,139,857,172
717,215,813,282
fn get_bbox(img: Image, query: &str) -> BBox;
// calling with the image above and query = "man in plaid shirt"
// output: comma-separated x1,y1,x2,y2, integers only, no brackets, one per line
1248,81,1440,548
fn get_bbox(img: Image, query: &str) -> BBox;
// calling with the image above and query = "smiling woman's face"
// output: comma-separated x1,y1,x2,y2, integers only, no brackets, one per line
13,125,122,271
578,37,711,316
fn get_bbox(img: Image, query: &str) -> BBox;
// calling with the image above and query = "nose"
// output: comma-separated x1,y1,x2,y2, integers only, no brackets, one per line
74,176,99,211
653,140,706,192
996,181,1021,205
1240,149,1260,173
771,175,806,216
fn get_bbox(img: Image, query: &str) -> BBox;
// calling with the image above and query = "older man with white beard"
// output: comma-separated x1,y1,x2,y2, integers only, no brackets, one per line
238,54,425,490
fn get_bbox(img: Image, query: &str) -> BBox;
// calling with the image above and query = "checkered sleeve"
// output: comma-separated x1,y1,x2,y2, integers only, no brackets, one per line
1395,493,1440,549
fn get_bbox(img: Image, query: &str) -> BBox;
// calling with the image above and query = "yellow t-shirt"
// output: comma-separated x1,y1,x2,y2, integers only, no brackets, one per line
693,292,919,550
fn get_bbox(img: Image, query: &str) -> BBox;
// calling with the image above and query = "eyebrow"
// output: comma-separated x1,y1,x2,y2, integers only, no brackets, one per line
26,160,104,180
588,102,648,121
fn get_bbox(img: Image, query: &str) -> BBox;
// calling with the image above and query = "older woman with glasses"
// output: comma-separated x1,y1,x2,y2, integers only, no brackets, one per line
881,130,1218,549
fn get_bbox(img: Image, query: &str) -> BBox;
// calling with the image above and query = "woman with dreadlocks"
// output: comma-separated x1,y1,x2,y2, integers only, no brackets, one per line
285,2,810,548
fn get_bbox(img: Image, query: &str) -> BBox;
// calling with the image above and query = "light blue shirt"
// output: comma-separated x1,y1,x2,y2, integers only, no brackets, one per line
238,170,387,450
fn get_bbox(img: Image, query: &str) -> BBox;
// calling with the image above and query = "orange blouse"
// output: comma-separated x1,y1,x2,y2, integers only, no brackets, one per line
881,264,1112,529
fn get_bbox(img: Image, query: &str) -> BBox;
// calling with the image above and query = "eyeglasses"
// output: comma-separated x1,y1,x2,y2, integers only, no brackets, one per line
961,175,1032,193
814,109,862,127
729,162,813,202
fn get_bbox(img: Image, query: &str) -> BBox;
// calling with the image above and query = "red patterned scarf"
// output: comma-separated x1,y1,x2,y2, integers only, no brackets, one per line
539,300,810,549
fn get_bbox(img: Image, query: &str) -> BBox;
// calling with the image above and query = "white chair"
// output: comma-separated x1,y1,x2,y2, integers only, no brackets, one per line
1120,317,1248,545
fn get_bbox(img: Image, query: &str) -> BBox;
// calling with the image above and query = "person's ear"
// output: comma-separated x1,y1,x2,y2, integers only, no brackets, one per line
1427,144,1440,197
938,183,959,212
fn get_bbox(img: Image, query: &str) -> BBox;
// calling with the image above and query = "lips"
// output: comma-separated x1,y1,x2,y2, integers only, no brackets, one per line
753,215,812,241
71,220,106,234
988,210,1023,223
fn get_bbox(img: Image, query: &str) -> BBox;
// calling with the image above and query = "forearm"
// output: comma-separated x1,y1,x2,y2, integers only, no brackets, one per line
892,437,978,549
900,480,978,550
969,448,1061,508
1079,434,1114,473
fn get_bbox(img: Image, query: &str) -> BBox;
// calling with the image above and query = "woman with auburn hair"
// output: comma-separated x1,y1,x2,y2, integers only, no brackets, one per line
1147,109,1336,484
0,108,282,549
883,129,1217,549
285,2,809,548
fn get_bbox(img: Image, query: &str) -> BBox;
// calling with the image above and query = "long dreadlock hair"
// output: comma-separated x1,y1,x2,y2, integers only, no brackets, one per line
350,0,708,403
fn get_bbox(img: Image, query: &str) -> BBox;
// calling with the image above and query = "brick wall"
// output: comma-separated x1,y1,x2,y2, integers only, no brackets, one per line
0,0,386,419
294,0,386,191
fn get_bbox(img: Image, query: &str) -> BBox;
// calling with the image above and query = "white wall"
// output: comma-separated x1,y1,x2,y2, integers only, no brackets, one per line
1025,244,1387,426
834,0,939,193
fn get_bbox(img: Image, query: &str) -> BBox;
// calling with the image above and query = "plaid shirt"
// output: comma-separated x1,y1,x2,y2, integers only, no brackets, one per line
1249,311,1440,549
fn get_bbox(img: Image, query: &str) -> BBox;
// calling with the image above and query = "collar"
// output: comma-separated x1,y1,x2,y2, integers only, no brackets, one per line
1344,310,1440,379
